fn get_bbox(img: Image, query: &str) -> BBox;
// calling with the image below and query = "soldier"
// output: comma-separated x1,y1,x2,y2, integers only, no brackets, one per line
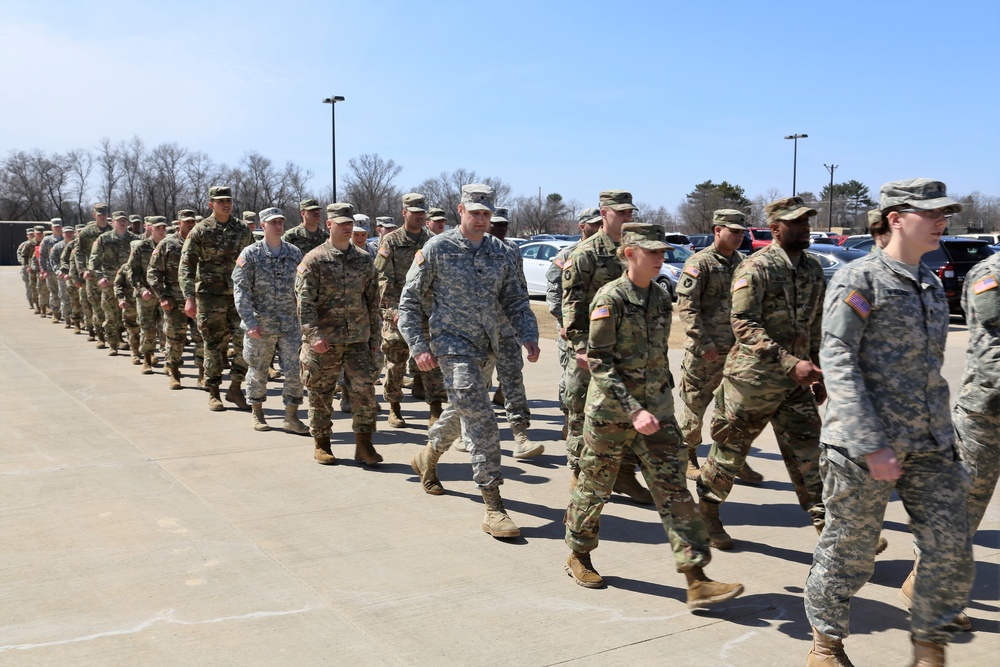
294,210,382,466
149,209,203,390
17,229,35,309
804,180,973,666
564,223,744,607
128,214,143,236
66,231,91,335
676,210,763,484
868,208,890,250
351,221,373,255
375,193,447,428
39,219,64,323
60,227,85,334
113,254,142,362
400,183,540,538
50,225,74,329
376,217,397,239
27,227,46,316
426,208,447,235
76,203,112,344
562,190,652,504
694,197,826,551
180,186,254,411
126,217,168,373
242,211,258,232
89,211,140,357
282,198,327,256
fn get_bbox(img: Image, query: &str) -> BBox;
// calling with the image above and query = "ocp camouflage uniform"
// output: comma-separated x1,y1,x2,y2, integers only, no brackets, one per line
545,242,578,410
113,260,141,347
179,213,253,388
75,220,112,336
89,229,140,347
126,236,161,355
66,240,90,330
804,250,973,646
26,240,42,310
566,273,710,572
696,242,826,526
295,240,380,437
50,237,70,324
233,239,304,407
39,232,63,320
282,224,327,256
149,233,203,373
17,237,34,307
21,238,39,308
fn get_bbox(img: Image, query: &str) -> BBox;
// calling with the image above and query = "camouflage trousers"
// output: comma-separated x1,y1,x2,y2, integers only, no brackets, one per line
482,334,530,428
21,266,32,305
27,271,38,307
76,282,92,329
564,356,642,473
428,354,503,490
697,377,824,525
35,272,49,309
381,322,446,403
301,342,376,437
555,334,570,412
45,274,61,318
136,295,159,354
954,405,1000,536
804,446,973,644
85,279,103,330
162,305,203,370
677,352,727,450
120,295,140,351
244,329,303,407
66,281,83,325
99,285,123,342
196,295,246,387
566,416,711,573
57,278,71,322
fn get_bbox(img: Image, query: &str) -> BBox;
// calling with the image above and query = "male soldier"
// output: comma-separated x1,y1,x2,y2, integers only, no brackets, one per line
180,186,254,411
426,208,448,235
66,230,91,334
804,180,973,666
113,253,142,363
17,229,35,309
89,211,140,356
677,210,763,484
149,209,203,389
562,190,652,504
695,197,826,550
400,184,540,538
21,227,43,311
77,203,112,343
51,225,74,329
351,221,373,255
126,217,168,373
232,207,309,434
295,211,382,466
242,211,258,232
128,214,143,236
39,218,64,323
376,217,397,238
30,229,49,317
375,193,447,427
282,198,327,256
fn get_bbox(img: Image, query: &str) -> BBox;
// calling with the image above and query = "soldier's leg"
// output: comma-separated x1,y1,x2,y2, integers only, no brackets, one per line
123,299,140,360
137,298,158,354
37,274,50,312
435,355,503,489
164,308,188,370
380,328,409,404
87,280,104,339
244,331,278,405
495,334,529,427
196,297,226,388
100,287,121,348
276,329,304,407
565,418,628,554
770,386,825,526
47,276,61,319
564,362,591,470
57,280,69,324
29,272,39,310
21,266,32,305
343,342,377,434
226,300,247,382
420,365,448,404
301,346,345,439
556,334,569,415
954,406,1000,535
678,353,726,450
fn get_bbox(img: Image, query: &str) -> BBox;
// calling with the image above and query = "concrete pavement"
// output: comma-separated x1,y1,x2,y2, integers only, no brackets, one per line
0,266,996,666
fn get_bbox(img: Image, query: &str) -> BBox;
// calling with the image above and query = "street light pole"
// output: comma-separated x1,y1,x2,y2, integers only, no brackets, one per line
784,133,808,196
824,164,838,231
322,96,345,200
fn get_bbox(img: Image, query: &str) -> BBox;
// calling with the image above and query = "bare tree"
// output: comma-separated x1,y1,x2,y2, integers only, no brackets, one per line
65,148,94,225
413,168,512,228
342,153,404,218
182,151,217,213
508,192,571,237
144,142,188,217
118,136,146,213
94,137,121,209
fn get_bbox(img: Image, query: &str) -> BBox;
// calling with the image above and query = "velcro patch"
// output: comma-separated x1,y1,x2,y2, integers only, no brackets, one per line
378,246,390,257
973,275,998,294
591,306,610,320
732,277,748,291
562,258,573,270
415,250,425,265
845,290,871,318
236,256,246,267
553,257,564,269
297,263,306,273
683,266,701,278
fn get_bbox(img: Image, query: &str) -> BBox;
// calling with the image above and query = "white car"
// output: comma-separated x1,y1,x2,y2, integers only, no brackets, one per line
520,240,573,296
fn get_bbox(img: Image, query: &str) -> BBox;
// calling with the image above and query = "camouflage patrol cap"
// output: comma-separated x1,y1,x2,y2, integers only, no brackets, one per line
43,230,52,236
765,196,817,224
621,223,669,250
209,185,233,200
93,202,110,214
63,225,76,233
149,216,168,227
326,202,355,218
259,207,285,223
352,225,369,234
376,216,397,228
577,207,602,226
177,209,197,221
330,215,355,226
599,190,638,212
299,198,321,211
129,214,142,223
461,184,495,212
402,193,428,212
491,206,510,224
242,211,257,222
879,178,961,214
112,210,128,220
712,209,747,231
33,224,45,232
50,218,63,227
195,215,204,222
867,209,883,226
428,207,448,221
26,228,33,236
353,214,371,231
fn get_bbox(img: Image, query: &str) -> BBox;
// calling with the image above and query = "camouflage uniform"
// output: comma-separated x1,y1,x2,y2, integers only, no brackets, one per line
88,228,141,345
75,219,112,335
398,227,538,490
282,223,327,257
149,231,203,373
17,236,34,307
546,242,578,411
21,237,39,308
113,259,141,347
294,239,380,437
126,235,161,355
696,241,826,525
66,240,90,330
233,239,304,407
39,229,63,319
804,250,973,646
50,236,70,323
179,212,253,388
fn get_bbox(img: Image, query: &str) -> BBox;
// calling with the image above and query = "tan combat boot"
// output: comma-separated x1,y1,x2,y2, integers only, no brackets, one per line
910,638,945,667
354,432,383,466
207,386,225,412
251,403,270,431
900,568,971,632
685,566,744,609
141,351,153,375
130,340,142,365
699,500,734,550
612,461,653,504
74,321,82,334
806,627,855,667
511,423,544,458
685,446,700,481
314,436,337,465
108,342,119,356
87,327,96,341
388,402,407,428
736,461,764,484
428,401,443,428
481,487,520,538
565,551,604,588
225,380,249,410
410,442,445,495
282,405,309,434
167,367,182,390
411,373,425,400
96,330,107,349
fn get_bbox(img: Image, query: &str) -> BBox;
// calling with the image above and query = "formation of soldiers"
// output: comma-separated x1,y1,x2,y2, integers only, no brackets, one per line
13,178,997,667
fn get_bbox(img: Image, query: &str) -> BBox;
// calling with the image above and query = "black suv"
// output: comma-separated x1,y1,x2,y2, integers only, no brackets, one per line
921,237,993,314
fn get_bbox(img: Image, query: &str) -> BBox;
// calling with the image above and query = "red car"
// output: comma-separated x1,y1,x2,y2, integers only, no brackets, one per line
747,228,773,250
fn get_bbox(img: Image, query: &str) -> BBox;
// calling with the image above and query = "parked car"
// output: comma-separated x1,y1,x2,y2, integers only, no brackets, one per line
506,237,528,247
689,233,713,251
655,244,694,299
519,240,573,296
921,237,994,314
842,234,873,249
805,246,869,282
959,233,1000,245
664,232,694,252
747,227,773,250
809,236,839,246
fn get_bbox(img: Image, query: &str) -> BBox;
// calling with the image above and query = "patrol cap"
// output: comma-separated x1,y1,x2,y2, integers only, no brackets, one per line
578,207,602,226
242,211,257,222
208,185,233,200
491,206,510,224
43,230,52,236
376,216,397,229
26,229,33,236
352,225,369,234
129,214,142,224
93,202,110,214
327,202,355,218
299,198,321,211
259,207,285,223
402,193,428,212
353,214,371,231
460,183,496,212
112,210,128,220
428,207,448,221
867,209,883,226
712,209,747,231
765,196,817,224
330,215,355,226
143,216,155,224
599,190,638,212
195,215,204,222
50,218,63,227
880,178,961,214
33,225,45,232
63,225,76,233
177,209,197,221
621,223,669,250
149,216,168,227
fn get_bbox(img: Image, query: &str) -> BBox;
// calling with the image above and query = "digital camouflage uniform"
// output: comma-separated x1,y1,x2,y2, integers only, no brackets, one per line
39,230,63,319
179,212,253,388
696,241,826,525
88,228,140,345
233,239,304,407
23,237,40,310
148,232,203,372
804,250,973,646
126,235,161,354
75,219,112,335
398,227,538,490
294,238,380,437
50,236,70,324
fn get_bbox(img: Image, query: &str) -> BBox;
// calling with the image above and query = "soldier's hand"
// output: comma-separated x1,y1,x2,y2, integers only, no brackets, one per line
524,341,540,363
98,277,109,288
865,447,902,481
74,280,83,288
184,298,197,318
311,338,330,354
702,348,719,362
631,409,660,435
160,299,172,311
811,381,827,405
414,351,438,371
118,300,126,310
140,289,153,301
248,325,263,339
559,327,567,340
83,270,92,280
575,349,589,369
789,360,822,386
40,271,48,279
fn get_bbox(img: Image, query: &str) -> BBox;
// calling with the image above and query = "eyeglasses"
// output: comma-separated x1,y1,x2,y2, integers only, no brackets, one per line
895,208,954,221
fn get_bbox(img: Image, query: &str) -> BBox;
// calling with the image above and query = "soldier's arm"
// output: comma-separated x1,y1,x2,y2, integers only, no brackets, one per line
59,244,72,273
364,261,380,343
113,265,129,301
675,262,713,356
179,231,199,299
587,294,643,417
374,243,395,313
966,264,1000,379
87,237,101,277
398,250,432,357
545,255,565,322
73,235,88,275
232,249,258,331
38,241,51,273
147,243,166,300
294,259,322,346
730,262,799,375
500,252,539,344
125,244,143,291
562,250,596,350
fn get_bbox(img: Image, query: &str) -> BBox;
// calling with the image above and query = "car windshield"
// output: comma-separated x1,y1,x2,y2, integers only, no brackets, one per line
942,241,993,264
752,229,772,240
664,245,693,263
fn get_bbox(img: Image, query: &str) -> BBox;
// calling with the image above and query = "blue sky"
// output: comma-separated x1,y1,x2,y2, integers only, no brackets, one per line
2,0,997,211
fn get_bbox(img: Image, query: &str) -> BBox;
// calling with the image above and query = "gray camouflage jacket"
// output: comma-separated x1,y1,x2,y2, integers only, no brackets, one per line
232,239,302,334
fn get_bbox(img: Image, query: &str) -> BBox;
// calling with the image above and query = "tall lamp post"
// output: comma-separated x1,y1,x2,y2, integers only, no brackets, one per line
322,96,345,200
784,133,808,196
824,164,838,231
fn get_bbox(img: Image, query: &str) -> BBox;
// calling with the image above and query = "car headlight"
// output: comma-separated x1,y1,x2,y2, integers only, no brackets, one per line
661,265,681,279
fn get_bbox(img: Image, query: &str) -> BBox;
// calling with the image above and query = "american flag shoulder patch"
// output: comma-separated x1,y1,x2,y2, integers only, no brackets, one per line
562,258,573,270
591,305,611,320
845,290,871,318
297,263,306,274
378,246,390,257
973,275,998,294
732,277,748,291
683,266,701,278
414,250,425,265
236,255,246,267
553,257,564,269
